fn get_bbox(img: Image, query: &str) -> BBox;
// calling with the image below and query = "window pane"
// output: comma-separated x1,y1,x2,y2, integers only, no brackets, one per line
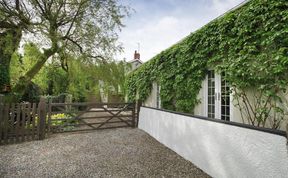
221,73,230,121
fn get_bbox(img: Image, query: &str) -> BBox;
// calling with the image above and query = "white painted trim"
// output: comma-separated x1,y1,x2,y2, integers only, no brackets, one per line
156,84,161,109
203,75,208,117
215,73,221,119
229,88,234,122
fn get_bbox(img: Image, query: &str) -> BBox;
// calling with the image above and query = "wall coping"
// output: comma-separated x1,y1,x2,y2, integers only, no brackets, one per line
141,106,287,138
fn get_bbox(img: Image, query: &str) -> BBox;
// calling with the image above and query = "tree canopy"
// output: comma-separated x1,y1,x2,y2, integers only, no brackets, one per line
10,42,130,102
0,0,129,98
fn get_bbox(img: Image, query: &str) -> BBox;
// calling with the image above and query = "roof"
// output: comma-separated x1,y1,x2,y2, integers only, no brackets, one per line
128,59,143,64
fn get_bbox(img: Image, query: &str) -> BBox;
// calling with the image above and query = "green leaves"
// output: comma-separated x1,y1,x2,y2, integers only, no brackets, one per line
126,0,288,123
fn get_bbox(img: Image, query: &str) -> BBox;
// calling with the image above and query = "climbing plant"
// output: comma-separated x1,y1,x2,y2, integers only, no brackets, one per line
126,0,288,129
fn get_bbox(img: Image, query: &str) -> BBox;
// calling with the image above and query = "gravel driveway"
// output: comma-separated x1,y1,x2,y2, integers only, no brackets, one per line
0,128,210,178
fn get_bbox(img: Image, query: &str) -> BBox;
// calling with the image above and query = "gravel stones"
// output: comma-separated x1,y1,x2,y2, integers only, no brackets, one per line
0,128,210,178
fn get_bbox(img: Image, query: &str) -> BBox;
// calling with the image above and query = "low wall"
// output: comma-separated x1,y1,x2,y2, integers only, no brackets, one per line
138,107,288,178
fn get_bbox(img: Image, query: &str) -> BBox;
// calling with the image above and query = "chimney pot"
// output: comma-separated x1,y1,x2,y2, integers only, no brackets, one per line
134,50,140,60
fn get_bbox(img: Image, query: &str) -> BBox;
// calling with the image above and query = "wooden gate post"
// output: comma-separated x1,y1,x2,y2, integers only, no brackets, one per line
38,97,46,140
132,103,136,128
47,99,52,134
136,100,142,127
3,104,10,144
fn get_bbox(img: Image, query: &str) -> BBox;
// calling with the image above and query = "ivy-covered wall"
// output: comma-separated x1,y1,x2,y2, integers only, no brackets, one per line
126,0,288,114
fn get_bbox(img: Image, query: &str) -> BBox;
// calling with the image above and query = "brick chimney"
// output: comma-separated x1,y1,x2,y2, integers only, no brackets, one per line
134,50,140,60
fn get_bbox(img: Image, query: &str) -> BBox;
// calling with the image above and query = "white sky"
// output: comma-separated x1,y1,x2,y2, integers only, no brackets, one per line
117,0,246,62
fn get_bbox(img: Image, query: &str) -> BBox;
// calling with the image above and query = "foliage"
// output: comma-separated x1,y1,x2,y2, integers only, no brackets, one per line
67,59,97,102
0,0,129,97
10,43,69,100
46,66,69,95
94,60,129,96
50,113,77,130
46,93,72,104
126,0,288,128
31,113,77,131
10,43,45,85
21,81,42,103
9,42,129,102
65,58,129,102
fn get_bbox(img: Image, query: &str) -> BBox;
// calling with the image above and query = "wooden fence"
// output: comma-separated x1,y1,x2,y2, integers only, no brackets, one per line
0,98,46,145
0,98,141,145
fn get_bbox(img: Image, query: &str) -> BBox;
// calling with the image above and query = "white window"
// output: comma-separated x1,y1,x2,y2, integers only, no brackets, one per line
156,84,161,109
206,70,230,121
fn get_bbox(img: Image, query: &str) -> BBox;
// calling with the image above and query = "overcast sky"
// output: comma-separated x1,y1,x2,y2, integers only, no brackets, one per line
117,0,246,62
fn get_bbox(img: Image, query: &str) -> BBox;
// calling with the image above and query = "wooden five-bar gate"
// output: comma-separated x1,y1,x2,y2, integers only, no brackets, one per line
0,98,141,145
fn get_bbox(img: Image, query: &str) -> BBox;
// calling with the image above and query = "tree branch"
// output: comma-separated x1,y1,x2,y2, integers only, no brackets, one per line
64,36,83,52
64,0,87,38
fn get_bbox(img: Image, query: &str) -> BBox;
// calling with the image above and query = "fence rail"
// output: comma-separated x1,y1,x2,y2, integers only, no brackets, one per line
0,98,141,145
48,102,136,133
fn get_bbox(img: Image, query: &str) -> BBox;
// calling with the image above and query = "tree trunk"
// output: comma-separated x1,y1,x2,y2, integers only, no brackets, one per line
0,53,11,91
12,47,57,97
0,29,22,93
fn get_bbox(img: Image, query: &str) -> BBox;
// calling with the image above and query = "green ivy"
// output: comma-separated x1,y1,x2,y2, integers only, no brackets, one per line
126,0,288,114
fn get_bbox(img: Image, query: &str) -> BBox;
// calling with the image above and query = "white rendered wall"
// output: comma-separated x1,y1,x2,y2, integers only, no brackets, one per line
139,107,288,178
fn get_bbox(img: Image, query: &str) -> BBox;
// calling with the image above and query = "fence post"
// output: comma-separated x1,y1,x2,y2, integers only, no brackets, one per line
38,97,46,140
3,104,10,144
65,94,72,111
132,103,136,128
47,99,52,134
136,100,142,127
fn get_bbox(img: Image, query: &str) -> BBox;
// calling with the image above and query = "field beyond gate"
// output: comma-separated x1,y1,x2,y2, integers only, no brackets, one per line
0,98,140,145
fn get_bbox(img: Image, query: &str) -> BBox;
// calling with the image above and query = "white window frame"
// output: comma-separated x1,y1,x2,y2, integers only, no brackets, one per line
204,71,232,121
156,84,161,109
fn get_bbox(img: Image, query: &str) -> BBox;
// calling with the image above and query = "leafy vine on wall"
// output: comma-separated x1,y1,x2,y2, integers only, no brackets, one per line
126,0,288,128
